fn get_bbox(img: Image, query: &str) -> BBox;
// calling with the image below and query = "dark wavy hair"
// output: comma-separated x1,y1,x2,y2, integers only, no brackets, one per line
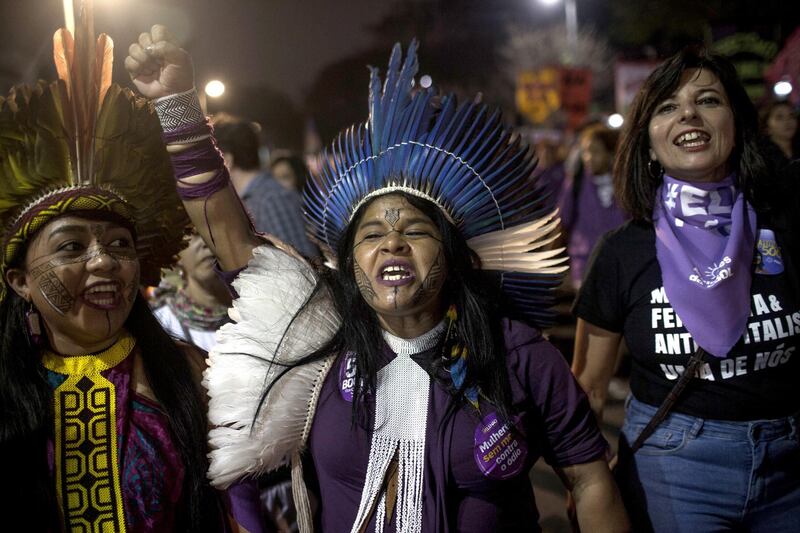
212,113,262,171
0,217,221,531
270,151,309,192
758,99,796,133
259,191,516,426
614,46,768,220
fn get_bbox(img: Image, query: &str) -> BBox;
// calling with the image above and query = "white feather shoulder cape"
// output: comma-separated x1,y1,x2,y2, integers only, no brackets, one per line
204,245,340,488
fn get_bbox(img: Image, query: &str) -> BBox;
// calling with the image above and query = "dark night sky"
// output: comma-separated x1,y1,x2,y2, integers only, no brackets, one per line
2,0,797,148
0,0,400,100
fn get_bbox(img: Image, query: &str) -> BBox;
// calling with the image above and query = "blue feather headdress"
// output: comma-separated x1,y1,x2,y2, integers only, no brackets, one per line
304,42,567,326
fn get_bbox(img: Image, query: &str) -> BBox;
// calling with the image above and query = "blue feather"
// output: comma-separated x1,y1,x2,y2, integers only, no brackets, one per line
301,41,566,327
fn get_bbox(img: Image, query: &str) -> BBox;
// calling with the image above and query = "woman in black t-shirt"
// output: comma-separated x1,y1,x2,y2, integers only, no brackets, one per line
572,47,800,532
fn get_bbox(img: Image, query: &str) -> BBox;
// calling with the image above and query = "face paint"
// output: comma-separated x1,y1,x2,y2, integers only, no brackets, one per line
18,216,141,353
27,258,78,314
411,248,445,306
384,208,401,227
351,194,447,321
26,238,139,315
90,223,105,239
123,275,139,305
36,270,75,315
354,259,377,302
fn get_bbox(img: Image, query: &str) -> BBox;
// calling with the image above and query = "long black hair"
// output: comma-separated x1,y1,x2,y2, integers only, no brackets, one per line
126,294,223,531
262,192,516,425
0,290,58,529
614,46,768,220
0,225,221,531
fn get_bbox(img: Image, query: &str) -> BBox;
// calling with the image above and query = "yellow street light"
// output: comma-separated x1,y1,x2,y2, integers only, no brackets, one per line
205,80,226,98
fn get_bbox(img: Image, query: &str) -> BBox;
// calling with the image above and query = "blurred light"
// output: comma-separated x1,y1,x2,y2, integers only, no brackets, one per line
204,80,225,98
63,0,75,34
539,0,561,5
773,80,793,97
607,113,624,129
419,75,433,88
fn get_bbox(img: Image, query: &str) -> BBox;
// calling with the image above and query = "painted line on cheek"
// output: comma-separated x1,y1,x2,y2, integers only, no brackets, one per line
38,272,75,315
411,248,444,305
354,260,377,302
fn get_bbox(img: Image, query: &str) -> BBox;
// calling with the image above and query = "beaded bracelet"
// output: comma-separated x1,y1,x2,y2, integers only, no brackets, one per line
154,88,205,133
154,90,235,245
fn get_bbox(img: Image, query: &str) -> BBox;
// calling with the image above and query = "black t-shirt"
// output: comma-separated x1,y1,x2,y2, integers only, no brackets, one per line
574,219,800,421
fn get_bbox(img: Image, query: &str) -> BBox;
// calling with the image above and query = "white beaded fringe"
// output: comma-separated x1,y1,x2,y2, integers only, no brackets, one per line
350,323,444,533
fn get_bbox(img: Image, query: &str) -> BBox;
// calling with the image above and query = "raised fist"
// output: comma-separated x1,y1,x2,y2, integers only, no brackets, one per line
124,24,194,99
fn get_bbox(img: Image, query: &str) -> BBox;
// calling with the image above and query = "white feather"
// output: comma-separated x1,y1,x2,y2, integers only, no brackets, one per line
467,209,569,274
204,245,340,488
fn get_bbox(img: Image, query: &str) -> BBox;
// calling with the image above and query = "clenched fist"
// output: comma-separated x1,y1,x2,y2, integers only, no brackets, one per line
124,24,194,99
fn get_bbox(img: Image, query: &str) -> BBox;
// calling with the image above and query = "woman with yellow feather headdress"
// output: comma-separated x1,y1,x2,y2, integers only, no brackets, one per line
0,3,257,531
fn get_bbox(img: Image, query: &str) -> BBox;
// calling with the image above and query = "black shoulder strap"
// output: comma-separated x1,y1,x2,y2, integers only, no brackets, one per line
630,347,706,453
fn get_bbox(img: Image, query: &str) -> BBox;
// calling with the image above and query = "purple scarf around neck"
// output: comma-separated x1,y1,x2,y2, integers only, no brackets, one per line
653,174,757,357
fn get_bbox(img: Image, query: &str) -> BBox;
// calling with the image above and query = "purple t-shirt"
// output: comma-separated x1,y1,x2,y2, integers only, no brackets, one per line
558,172,627,285
308,319,606,532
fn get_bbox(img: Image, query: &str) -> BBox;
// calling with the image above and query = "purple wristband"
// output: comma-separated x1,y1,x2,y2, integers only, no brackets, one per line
169,138,225,181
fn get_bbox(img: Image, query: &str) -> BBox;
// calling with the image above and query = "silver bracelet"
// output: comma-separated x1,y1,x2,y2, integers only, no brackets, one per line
154,88,205,132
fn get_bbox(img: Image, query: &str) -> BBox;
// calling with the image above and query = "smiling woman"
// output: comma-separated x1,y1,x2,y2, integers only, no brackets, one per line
0,10,246,531
6,216,141,354
647,68,736,183
572,47,800,532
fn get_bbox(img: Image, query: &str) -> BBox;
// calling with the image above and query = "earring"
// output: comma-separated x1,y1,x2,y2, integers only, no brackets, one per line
647,159,664,179
25,302,44,347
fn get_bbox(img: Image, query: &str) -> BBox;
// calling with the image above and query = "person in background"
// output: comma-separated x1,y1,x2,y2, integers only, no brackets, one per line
558,125,627,289
153,233,232,351
759,99,797,169
572,47,800,532
213,115,317,257
270,150,309,193
532,137,567,210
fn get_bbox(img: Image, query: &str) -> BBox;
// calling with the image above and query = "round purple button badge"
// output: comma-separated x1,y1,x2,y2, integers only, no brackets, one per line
473,411,527,480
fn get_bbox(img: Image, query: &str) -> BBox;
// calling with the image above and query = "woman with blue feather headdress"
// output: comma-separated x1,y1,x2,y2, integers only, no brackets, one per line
125,24,630,533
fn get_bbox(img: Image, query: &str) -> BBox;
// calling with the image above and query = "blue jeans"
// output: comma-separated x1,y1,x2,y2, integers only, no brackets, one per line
616,395,800,533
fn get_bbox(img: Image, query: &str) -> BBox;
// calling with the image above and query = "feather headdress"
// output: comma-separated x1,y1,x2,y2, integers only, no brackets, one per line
304,41,567,326
0,1,189,303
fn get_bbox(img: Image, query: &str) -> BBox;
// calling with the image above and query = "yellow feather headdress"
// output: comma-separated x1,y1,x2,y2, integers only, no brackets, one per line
0,1,189,303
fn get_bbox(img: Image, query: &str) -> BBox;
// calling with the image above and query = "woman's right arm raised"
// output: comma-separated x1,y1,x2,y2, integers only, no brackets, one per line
125,25,262,271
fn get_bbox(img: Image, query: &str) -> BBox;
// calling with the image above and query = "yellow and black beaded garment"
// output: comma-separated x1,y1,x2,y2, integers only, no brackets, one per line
41,333,135,532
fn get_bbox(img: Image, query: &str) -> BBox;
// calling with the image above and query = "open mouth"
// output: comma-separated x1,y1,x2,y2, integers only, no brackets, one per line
376,261,416,287
674,130,710,148
81,282,122,309
381,264,412,281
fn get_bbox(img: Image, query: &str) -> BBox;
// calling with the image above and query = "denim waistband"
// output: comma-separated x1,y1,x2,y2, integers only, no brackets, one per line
625,395,799,441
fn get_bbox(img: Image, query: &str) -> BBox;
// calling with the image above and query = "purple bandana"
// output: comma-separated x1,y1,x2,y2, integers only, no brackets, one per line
653,174,756,357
